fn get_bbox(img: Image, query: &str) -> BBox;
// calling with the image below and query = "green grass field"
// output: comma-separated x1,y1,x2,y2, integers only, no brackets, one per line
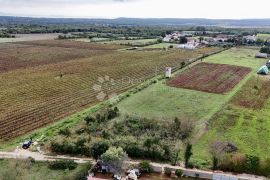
204,47,265,70
118,82,224,121
257,33,270,41
0,159,90,180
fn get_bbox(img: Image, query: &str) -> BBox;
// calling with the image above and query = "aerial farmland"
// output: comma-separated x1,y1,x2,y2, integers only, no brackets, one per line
1,15,270,179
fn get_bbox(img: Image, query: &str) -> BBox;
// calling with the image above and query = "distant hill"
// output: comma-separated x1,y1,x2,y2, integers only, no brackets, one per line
1,16,270,27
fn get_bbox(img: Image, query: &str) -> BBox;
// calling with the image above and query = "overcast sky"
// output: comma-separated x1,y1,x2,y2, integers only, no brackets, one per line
0,0,270,19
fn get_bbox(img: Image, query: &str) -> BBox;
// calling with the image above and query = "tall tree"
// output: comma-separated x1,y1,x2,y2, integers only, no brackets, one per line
184,143,193,168
101,147,128,175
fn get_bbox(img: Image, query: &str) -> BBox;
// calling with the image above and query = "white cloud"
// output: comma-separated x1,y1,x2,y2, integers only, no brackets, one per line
0,0,269,19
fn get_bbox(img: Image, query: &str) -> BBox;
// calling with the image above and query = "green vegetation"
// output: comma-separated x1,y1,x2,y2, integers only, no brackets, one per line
193,76,270,168
50,106,194,163
184,143,193,168
204,47,265,70
101,147,128,175
139,161,153,173
260,46,270,54
175,169,183,177
118,82,224,120
0,158,91,180
48,160,78,170
257,33,270,41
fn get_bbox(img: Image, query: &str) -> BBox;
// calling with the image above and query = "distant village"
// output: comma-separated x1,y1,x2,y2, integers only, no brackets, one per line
162,31,259,49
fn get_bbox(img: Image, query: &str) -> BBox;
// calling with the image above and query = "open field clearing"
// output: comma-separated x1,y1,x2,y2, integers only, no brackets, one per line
231,75,270,109
101,38,158,46
0,40,221,141
0,33,60,43
118,81,224,120
167,63,251,94
204,47,266,70
0,159,90,179
257,33,270,41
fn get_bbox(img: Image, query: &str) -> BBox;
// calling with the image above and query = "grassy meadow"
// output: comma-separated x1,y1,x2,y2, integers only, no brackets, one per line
257,33,270,41
0,159,90,180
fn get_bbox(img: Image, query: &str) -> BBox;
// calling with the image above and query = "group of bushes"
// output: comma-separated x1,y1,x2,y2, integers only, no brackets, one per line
260,46,270,54
84,107,119,124
0,33,14,38
164,167,183,178
215,153,270,176
48,160,78,170
51,107,194,164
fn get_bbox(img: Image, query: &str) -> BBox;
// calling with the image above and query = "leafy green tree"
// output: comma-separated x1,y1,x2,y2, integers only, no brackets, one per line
184,143,193,168
212,156,218,170
91,141,109,160
246,155,260,174
179,36,188,44
175,169,183,177
139,161,152,173
84,116,95,124
101,147,128,175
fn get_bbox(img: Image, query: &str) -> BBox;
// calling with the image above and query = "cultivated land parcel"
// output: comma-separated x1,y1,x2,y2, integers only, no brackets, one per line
0,40,220,141
117,47,267,167
1,37,270,173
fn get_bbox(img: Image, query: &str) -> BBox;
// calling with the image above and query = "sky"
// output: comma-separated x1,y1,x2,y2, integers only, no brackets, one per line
0,0,270,19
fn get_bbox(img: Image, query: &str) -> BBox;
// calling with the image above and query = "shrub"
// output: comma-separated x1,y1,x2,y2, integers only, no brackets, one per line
164,167,172,176
246,155,260,174
125,143,144,158
260,46,270,54
58,128,71,137
258,158,270,176
175,169,183,177
90,141,109,160
48,160,78,170
72,163,92,180
184,143,193,168
84,116,95,124
139,161,152,173
181,62,186,68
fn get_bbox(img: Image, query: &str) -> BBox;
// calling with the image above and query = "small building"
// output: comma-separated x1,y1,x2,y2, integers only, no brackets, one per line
176,43,198,50
165,67,172,78
255,53,268,58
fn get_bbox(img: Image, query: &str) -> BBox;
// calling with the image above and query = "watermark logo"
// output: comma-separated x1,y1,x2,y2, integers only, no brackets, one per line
93,75,119,103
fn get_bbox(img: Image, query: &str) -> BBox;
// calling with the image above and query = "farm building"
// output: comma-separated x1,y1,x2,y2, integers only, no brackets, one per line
243,35,257,43
165,67,172,78
257,65,269,75
177,42,199,50
255,53,268,58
